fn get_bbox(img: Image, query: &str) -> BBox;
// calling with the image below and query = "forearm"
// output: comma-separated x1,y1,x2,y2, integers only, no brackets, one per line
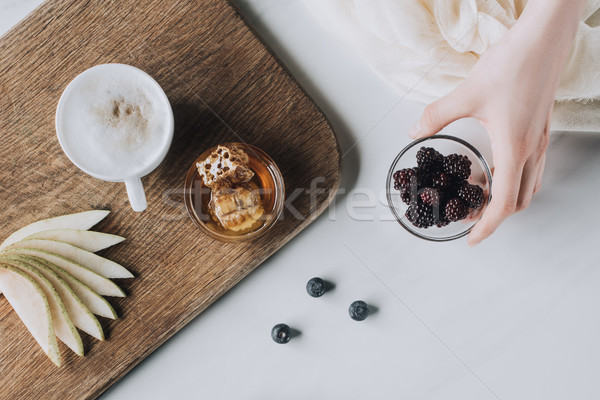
502,0,586,92
517,0,586,47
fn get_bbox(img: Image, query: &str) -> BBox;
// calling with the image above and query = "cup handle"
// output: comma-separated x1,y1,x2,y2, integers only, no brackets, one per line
125,178,147,212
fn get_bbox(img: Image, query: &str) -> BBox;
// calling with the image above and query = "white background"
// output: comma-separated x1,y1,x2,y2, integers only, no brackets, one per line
2,1,600,399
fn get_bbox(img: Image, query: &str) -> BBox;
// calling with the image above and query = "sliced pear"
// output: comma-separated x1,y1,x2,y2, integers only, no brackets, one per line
7,239,133,279
0,254,117,319
23,229,125,253
1,247,125,298
0,263,61,366
0,210,110,250
2,254,105,340
4,259,83,356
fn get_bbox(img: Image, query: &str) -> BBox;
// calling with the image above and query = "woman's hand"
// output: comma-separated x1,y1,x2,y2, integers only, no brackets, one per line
408,0,586,246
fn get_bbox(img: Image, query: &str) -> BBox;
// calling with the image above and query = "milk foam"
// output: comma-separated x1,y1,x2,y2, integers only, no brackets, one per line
59,69,170,178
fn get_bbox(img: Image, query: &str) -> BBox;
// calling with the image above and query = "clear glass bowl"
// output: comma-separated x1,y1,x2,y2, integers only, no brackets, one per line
184,143,285,242
386,135,492,242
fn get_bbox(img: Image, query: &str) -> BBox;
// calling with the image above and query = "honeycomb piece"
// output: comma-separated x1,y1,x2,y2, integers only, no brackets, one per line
209,182,264,232
197,145,254,189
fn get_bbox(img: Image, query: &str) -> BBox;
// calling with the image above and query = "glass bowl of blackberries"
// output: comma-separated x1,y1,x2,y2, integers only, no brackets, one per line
386,135,492,242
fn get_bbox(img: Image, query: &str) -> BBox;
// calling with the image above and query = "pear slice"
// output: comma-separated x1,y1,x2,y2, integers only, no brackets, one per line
0,263,61,366
6,239,133,279
4,259,83,356
0,210,110,250
1,248,125,298
0,254,117,320
2,254,105,340
23,229,125,253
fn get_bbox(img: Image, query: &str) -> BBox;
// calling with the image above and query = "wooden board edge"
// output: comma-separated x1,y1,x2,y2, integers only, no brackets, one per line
0,0,51,44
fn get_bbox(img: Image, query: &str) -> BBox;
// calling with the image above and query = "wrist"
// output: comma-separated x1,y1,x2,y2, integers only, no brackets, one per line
508,0,585,62
518,0,586,39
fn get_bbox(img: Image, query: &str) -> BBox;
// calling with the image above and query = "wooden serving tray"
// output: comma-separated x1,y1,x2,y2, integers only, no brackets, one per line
0,1,341,398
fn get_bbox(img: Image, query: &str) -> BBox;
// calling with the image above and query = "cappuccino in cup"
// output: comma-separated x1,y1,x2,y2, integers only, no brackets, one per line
56,64,174,211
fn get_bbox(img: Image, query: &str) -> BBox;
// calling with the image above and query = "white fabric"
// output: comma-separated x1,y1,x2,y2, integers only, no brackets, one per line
303,0,600,132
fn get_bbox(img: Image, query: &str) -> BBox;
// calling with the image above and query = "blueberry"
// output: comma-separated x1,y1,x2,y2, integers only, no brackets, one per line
271,323,292,344
306,277,328,297
349,300,369,321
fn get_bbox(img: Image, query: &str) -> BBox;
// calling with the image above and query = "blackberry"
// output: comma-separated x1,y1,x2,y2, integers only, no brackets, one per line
405,201,434,228
400,189,413,205
415,167,433,187
457,182,484,209
445,198,469,221
349,300,370,321
306,277,328,297
435,217,450,228
431,203,449,227
442,181,459,200
393,168,417,190
416,147,443,172
271,324,292,344
420,187,441,206
443,154,472,180
431,172,451,189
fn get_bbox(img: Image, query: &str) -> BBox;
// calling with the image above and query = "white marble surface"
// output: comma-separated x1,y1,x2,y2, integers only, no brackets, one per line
2,1,600,399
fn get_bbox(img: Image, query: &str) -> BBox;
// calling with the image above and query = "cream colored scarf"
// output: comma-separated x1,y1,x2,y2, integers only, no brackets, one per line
303,0,600,132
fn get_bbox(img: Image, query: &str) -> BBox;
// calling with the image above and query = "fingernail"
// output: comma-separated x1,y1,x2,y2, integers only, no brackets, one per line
408,122,420,138
468,239,480,247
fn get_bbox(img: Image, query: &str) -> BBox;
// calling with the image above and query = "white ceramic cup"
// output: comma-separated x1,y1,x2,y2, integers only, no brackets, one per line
56,64,174,212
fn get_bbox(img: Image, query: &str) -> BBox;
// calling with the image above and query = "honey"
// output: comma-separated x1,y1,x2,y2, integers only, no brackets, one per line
185,143,284,242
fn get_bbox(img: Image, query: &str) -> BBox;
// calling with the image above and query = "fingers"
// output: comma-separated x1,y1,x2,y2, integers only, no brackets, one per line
516,157,540,211
517,123,549,207
409,87,473,139
467,152,524,246
468,148,547,246
534,118,549,194
534,153,546,193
